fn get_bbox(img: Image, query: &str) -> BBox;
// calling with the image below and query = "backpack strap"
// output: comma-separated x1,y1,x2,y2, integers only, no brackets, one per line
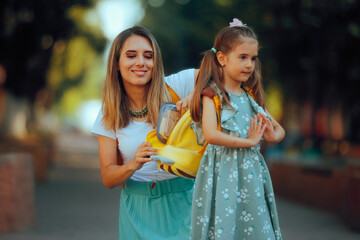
243,87,255,99
166,85,181,103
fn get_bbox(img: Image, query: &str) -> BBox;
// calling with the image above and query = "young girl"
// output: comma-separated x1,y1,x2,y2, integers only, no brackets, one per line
190,18,285,240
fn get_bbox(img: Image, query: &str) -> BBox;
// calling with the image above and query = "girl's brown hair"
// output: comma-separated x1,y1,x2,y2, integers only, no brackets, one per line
102,26,171,131
191,25,265,123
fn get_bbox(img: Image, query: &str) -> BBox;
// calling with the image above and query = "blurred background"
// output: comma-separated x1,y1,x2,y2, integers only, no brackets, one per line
0,0,359,239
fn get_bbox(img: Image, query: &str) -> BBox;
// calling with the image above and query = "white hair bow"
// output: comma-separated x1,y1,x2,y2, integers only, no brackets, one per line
229,18,247,27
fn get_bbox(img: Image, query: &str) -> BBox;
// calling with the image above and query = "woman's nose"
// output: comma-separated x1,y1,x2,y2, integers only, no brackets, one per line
136,56,145,66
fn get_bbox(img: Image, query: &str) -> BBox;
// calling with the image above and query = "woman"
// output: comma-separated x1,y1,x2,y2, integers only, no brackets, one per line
92,25,197,239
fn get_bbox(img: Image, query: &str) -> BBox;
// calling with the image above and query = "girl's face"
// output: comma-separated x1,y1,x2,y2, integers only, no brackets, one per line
220,39,258,89
118,35,154,88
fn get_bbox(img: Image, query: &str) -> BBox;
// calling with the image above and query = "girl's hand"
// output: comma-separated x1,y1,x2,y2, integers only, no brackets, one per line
257,112,286,143
129,142,156,171
247,115,266,147
257,113,277,142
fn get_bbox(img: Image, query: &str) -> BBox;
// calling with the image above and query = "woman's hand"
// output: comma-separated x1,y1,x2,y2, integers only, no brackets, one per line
129,141,157,171
247,115,266,147
98,138,158,189
176,90,194,115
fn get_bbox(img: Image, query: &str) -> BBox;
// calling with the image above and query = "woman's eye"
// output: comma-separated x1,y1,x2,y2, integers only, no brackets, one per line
127,55,136,58
251,57,257,61
240,56,246,60
144,54,153,59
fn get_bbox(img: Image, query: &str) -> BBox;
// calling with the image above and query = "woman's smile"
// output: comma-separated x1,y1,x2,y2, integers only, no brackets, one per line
132,69,148,77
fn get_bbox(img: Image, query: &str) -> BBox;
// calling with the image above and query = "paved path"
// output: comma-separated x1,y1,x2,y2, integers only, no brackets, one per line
0,167,119,240
0,132,359,240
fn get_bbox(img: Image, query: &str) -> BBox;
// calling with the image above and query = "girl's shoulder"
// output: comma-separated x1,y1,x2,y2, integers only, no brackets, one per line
201,82,220,99
201,83,222,111
201,87,217,98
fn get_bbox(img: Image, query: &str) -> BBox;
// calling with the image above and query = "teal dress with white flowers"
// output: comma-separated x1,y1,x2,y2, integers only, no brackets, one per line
190,89,282,240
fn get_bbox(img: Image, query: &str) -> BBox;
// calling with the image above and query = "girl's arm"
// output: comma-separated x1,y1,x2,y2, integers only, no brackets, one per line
258,110,285,143
202,96,265,148
98,136,155,189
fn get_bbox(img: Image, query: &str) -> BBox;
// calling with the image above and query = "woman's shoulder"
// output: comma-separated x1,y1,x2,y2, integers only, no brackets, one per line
165,68,195,99
165,68,195,81
91,108,116,139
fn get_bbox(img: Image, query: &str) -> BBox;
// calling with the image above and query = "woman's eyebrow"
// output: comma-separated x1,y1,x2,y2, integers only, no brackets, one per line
125,50,153,53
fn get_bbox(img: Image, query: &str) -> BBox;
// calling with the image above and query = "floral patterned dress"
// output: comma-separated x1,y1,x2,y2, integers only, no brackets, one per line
190,89,282,240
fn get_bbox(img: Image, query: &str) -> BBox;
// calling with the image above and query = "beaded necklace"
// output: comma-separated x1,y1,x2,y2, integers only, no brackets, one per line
129,105,148,118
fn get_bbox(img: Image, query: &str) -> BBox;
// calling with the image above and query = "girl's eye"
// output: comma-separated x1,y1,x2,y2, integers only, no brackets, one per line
127,55,136,58
251,57,257,61
240,56,247,60
144,54,153,59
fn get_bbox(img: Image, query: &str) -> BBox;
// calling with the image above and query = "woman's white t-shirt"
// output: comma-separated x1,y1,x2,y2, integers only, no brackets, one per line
91,69,195,182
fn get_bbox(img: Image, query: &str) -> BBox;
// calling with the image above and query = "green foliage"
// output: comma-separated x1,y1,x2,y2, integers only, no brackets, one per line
141,0,360,142
0,0,106,106
142,0,360,103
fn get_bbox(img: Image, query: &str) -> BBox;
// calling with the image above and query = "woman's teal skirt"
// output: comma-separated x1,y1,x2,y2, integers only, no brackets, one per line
119,177,194,240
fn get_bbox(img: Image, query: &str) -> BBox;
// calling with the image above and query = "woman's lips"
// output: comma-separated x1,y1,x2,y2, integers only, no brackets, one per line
132,70,147,76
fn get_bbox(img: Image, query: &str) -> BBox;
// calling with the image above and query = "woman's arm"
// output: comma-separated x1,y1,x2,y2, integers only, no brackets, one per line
98,136,155,189
167,69,199,114
176,90,193,114
258,110,285,143
202,96,265,148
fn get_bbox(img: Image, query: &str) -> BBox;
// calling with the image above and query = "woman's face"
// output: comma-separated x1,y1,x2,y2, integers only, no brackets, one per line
118,35,154,88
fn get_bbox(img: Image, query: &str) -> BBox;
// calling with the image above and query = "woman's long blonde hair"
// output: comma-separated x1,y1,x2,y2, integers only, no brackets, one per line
191,25,265,123
102,26,171,131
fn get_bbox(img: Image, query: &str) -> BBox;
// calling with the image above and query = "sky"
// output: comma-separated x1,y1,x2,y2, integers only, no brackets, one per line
96,0,144,40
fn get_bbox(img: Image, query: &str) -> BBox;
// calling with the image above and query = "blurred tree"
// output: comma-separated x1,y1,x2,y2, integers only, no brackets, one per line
141,0,273,74
0,0,106,105
141,0,360,144
264,0,360,144
46,4,106,119
0,0,107,135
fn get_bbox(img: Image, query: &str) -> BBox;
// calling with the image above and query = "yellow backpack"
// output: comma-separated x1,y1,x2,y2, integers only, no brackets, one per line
145,86,221,179
146,86,257,179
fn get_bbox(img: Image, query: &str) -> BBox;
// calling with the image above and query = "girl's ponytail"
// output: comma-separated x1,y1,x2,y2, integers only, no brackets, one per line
190,49,221,122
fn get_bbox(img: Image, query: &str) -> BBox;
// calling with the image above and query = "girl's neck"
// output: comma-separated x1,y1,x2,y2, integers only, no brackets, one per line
223,81,243,95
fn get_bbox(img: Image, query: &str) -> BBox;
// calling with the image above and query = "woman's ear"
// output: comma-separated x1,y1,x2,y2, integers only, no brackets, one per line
216,51,227,67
